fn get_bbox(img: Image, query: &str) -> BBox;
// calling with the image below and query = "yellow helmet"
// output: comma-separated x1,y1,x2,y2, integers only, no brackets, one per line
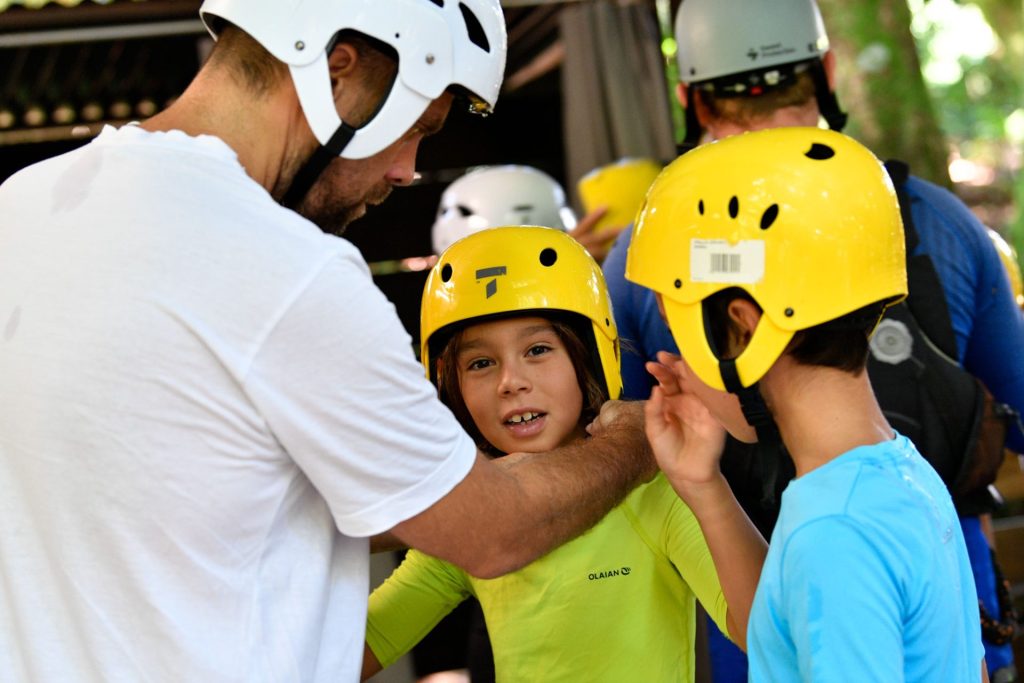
626,127,907,391
987,228,1024,310
422,226,622,399
577,157,663,237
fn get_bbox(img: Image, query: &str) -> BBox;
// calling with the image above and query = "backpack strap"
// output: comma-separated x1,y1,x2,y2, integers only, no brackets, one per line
883,159,958,360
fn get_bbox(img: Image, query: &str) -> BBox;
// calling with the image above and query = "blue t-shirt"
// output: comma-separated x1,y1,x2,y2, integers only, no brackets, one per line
748,435,983,682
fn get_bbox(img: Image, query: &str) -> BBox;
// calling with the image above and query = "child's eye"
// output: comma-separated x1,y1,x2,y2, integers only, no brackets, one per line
466,358,494,371
526,344,553,357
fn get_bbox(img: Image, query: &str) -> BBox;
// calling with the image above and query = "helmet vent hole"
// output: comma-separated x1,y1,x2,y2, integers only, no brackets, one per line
457,204,473,217
760,204,779,230
805,143,835,160
539,248,558,267
728,196,739,218
512,204,533,212
426,0,443,6
698,199,704,215
674,279,682,289
441,264,453,282
459,3,491,53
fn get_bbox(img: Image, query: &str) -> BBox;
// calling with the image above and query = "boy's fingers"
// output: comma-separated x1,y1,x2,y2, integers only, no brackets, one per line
646,361,682,396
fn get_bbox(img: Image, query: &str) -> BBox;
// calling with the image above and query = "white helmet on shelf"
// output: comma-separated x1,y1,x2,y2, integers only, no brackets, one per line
199,0,507,160
431,165,577,255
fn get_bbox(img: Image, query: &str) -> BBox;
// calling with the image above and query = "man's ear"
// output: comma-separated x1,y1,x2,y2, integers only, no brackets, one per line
327,42,360,100
726,298,761,352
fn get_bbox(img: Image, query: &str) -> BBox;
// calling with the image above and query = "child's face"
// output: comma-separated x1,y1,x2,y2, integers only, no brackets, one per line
456,316,586,455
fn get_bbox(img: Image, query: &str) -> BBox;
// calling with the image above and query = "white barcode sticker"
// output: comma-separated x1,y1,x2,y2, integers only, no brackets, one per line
690,239,765,284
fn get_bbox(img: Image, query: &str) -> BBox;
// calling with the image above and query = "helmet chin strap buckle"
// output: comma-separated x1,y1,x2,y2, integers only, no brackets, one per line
282,122,357,210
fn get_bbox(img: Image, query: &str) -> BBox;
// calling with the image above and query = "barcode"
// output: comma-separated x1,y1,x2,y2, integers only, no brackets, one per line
710,253,741,273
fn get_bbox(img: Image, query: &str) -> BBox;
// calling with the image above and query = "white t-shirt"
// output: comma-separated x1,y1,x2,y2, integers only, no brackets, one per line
0,125,476,682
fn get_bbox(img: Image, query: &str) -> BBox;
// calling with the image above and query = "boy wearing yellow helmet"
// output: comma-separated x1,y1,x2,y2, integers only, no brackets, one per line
604,1,1024,679
627,128,986,681
363,227,752,682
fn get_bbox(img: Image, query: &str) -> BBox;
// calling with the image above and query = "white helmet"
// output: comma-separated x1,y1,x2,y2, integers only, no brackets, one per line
199,0,507,160
674,0,829,86
431,165,577,255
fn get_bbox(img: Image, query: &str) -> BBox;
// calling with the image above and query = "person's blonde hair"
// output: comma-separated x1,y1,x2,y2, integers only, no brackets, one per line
698,70,817,128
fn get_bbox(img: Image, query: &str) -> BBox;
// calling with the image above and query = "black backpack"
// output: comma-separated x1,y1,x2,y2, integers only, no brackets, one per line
868,160,1010,514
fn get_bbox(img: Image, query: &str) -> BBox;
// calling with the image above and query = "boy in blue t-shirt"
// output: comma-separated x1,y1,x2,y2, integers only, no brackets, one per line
624,126,987,681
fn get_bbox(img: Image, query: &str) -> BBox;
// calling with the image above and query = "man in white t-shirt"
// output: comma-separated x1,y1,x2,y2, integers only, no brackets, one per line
0,2,654,681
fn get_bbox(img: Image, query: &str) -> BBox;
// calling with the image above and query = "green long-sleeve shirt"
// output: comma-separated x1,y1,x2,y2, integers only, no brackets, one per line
367,473,730,682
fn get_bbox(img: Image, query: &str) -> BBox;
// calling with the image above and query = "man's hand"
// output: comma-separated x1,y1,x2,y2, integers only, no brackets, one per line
585,398,643,437
569,206,626,263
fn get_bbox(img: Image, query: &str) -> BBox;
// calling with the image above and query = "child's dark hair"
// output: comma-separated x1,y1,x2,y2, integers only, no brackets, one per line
435,313,607,456
704,287,886,373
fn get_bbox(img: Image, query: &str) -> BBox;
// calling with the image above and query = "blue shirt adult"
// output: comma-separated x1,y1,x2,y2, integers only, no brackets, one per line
749,434,982,681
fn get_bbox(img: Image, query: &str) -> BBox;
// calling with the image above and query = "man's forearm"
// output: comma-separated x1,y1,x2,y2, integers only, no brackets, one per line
369,532,405,554
389,403,655,579
491,416,656,568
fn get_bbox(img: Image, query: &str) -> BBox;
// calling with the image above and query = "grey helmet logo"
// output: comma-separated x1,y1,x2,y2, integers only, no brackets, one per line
747,48,758,61
476,266,507,298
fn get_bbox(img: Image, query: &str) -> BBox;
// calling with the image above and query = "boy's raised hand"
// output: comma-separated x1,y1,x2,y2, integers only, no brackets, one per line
643,351,726,488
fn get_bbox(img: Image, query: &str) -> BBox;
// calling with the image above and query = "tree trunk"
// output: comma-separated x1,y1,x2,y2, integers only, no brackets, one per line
817,0,951,187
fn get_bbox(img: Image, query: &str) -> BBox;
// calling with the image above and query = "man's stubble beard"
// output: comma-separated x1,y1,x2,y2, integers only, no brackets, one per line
294,173,393,237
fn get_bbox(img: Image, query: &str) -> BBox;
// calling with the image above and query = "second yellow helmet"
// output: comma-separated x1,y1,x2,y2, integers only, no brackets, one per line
626,127,907,391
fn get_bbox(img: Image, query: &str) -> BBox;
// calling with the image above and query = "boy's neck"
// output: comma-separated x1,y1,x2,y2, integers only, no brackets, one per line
761,359,894,478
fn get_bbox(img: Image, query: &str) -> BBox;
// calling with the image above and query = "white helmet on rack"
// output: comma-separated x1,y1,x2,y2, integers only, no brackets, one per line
431,165,577,255
199,0,507,160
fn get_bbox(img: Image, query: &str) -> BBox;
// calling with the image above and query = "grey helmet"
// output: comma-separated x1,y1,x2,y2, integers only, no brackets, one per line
673,0,845,148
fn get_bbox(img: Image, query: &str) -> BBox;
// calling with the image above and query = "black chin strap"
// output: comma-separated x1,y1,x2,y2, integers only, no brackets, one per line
719,358,781,445
720,357,786,508
282,122,358,210
808,58,848,132
678,84,702,155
